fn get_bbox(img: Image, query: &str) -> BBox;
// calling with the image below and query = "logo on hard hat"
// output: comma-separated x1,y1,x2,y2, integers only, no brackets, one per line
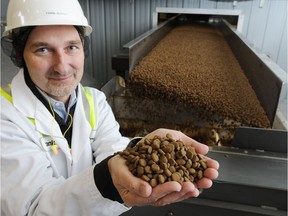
46,11,68,15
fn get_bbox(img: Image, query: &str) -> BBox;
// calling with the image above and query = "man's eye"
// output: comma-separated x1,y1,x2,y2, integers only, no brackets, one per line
68,45,78,51
37,47,48,53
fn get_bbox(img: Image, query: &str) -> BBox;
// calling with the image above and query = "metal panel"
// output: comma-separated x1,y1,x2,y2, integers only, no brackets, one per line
166,0,183,8
104,0,121,84
87,0,107,86
199,0,217,9
246,0,271,51
119,0,135,50
183,0,201,8
150,0,167,27
150,0,167,8
232,127,287,153
277,18,287,72
262,0,287,63
134,1,151,37
216,0,234,9
232,0,253,38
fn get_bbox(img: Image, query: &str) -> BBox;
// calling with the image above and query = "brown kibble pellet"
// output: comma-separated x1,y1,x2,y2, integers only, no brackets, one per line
147,146,153,154
145,166,152,174
158,174,166,184
141,175,150,182
200,160,207,169
137,166,145,175
160,155,168,163
197,170,203,179
150,178,158,187
166,133,174,141
159,161,168,170
162,144,174,153
169,165,176,173
151,163,160,172
186,148,196,159
168,158,177,166
151,152,159,162
188,168,196,175
176,158,186,166
164,168,172,177
152,139,161,149
185,159,192,168
139,158,147,167
171,172,182,182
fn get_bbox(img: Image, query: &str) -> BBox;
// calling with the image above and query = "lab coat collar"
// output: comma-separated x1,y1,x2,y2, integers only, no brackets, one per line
70,84,92,163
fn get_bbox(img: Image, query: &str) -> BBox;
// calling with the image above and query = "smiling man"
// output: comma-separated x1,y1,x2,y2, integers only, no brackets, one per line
24,26,85,104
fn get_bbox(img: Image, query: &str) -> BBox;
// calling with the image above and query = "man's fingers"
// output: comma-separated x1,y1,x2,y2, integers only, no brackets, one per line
206,157,220,170
151,182,199,206
204,167,219,180
146,181,182,204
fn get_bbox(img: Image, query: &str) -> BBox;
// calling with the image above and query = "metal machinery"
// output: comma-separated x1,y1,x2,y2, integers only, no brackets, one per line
103,14,287,216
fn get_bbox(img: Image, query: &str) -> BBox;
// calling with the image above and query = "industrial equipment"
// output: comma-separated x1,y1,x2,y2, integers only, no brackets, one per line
103,14,287,216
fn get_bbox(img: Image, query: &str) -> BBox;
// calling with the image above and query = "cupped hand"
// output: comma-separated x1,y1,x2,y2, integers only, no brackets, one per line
109,128,219,207
109,155,202,207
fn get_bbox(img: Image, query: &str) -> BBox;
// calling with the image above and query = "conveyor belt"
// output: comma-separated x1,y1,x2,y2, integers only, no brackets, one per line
112,16,285,127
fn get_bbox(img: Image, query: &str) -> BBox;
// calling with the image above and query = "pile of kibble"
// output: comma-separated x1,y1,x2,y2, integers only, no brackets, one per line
118,133,207,187
129,24,270,128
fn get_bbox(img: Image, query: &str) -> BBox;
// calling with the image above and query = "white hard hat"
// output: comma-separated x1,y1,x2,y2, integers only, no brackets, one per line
3,0,92,38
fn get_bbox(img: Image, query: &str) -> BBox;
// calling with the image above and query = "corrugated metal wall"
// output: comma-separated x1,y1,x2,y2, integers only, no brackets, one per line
80,0,287,87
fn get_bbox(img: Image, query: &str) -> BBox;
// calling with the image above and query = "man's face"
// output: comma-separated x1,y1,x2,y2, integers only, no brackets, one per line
24,25,85,103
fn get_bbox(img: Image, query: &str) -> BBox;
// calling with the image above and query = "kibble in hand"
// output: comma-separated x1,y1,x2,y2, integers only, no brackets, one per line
118,133,207,187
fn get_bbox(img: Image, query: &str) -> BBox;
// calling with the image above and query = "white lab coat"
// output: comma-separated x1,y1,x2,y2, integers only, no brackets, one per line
1,69,130,216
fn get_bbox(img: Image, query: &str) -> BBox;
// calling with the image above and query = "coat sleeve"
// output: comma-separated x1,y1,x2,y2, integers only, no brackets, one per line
1,95,130,216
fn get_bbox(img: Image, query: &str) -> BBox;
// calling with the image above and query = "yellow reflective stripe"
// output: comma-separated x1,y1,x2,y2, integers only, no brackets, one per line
27,117,44,136
0,84,43,135
27,117,35,125
83,87,96,129
0,84,12,103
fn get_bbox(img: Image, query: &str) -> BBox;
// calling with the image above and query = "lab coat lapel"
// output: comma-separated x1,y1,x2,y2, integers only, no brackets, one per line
70,87,92,163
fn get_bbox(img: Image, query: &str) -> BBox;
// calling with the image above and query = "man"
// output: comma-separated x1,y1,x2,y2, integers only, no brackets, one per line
1,0,219,215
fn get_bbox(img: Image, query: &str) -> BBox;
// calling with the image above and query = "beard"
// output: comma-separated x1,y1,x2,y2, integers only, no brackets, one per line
46,82,77,99
44,70,83,100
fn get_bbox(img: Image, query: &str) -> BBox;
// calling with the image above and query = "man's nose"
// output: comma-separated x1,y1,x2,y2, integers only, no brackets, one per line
53,51,69,73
